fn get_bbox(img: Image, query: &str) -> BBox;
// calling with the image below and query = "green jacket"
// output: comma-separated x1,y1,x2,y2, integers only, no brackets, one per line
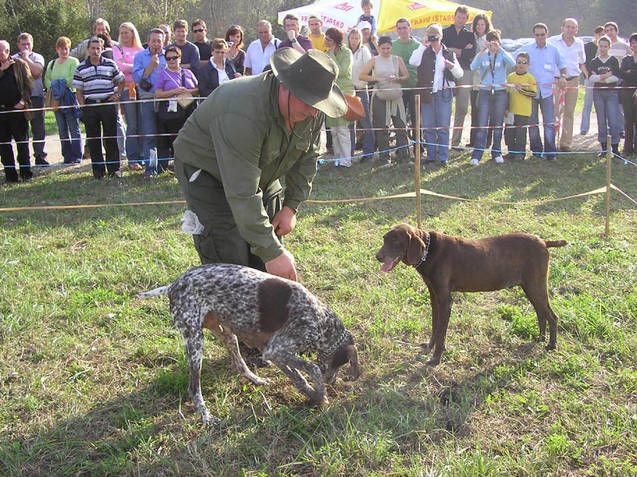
392,38,421,88
173,72,323,263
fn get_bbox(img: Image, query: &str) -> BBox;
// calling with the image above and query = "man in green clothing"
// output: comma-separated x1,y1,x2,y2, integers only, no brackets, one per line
173,48,347,281
392,18,421,153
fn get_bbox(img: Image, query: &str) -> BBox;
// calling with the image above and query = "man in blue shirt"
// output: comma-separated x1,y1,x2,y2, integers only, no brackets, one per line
517,23,567,161
133,28,167,176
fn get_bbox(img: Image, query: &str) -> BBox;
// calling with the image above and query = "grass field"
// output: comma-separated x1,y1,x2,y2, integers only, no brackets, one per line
1,150,636,476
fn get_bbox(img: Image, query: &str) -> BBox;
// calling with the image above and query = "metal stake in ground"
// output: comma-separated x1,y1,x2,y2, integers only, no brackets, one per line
605,133,612,238
415,94,422,228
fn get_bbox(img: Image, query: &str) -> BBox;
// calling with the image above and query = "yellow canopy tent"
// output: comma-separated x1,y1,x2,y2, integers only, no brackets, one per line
376,0,491,33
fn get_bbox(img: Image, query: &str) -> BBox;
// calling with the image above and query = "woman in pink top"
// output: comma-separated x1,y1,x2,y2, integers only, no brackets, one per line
114,22,144,169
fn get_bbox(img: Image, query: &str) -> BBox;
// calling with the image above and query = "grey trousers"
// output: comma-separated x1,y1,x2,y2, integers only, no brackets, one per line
175,161,283,271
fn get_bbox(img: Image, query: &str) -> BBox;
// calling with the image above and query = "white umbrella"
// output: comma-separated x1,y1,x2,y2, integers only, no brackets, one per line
277,0,380,32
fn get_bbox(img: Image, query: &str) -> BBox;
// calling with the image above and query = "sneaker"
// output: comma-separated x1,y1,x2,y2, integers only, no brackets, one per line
108,170,123,178
35,158,50,167
339,160,352,168
470,158,479,166
494,155,504,164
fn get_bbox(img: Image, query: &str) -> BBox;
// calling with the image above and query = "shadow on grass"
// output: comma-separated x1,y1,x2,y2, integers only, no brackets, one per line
1,335,548,475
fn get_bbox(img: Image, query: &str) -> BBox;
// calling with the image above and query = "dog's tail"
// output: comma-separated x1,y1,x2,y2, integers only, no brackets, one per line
136,285,170,299
545,240,568,248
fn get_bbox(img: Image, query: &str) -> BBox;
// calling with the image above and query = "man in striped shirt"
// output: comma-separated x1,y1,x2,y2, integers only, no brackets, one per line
73,36,125,179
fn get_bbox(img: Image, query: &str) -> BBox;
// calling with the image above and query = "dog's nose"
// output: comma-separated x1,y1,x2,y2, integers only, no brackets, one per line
375,251,383,262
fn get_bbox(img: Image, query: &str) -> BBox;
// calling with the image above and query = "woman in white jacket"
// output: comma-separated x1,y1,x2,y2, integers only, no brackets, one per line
348,28,375,158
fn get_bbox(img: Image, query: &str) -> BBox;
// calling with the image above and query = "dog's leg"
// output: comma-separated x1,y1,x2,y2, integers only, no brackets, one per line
522,283,557,350
422,285,439,353
428,290,451,366
178,325,219,425
263,346,326,405
215,326,269,386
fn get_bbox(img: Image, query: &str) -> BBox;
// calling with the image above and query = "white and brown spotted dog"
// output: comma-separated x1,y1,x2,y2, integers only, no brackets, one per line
138,264,361,425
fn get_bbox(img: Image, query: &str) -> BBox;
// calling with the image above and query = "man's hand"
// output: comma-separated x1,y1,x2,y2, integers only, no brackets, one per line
271,206,297,237
265,249,297,281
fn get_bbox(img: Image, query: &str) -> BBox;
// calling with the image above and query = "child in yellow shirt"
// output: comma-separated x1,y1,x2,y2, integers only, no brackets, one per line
505,52,537,160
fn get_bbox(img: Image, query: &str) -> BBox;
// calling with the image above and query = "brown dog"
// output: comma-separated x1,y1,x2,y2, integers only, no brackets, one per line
376,224,567,365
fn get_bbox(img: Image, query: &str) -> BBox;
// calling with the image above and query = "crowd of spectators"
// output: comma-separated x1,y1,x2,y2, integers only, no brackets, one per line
1,4,636,183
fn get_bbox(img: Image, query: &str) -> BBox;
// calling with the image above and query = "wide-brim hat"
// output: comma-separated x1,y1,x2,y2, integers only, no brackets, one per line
270,48,347,118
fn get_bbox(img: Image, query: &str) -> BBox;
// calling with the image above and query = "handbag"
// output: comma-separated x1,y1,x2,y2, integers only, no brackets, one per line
343,94,365,121
157,70,194,121
44,61,60,111
374,56,402,102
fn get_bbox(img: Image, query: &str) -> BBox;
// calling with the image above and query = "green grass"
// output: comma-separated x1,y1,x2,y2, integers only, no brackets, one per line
1,150,636,476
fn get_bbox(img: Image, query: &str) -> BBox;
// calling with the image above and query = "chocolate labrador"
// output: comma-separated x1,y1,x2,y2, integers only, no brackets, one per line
376,223,567,365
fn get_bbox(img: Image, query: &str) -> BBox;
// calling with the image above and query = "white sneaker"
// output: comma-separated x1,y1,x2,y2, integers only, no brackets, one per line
470,158,479,166
494,155,504,164
339,160,352,168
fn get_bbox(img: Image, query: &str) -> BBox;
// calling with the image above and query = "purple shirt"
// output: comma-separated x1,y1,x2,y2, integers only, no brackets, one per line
155,67,198,92
278,35,313,52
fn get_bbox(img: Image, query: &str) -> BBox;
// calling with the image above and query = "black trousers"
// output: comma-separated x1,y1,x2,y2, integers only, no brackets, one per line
0,109,31,181
82,102,119,178
620,88,637,154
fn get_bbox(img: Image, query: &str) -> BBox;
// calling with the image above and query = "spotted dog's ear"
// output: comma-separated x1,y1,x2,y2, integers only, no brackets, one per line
406,232,425,266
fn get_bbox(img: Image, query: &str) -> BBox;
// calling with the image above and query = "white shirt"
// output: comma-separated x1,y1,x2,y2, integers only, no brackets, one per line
352,45,372,89
548,34,585,77
211,59,230,85
409,44,463,93
244,37,279,75
609,39,630,62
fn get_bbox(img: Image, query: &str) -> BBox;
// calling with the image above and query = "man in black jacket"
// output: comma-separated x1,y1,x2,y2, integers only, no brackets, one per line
442,6,476,148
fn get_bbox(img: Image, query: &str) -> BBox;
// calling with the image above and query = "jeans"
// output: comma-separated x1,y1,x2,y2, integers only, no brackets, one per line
139,98,158,175
29,96,47,160
83,102,120,178
349,89,375,157
472,89,508,161
451,69,471,146
54,108,82,163
116,110,126,157
421,89,453,163
593,89,621,146
580,77,594,134
122,88,142,164
529,95,557,159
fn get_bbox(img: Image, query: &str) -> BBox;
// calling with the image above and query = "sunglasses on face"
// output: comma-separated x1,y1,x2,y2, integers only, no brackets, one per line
428,36,440,42
517,60,528,64
166,56,179,61
193,29,205,33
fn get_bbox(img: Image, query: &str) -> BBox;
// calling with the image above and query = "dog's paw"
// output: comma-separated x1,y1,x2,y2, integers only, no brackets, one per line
249,375,270,386
426,356,441,366
200,410,221,427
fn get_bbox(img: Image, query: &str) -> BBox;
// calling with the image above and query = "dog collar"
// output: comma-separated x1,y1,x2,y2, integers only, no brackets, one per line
414,232,431,268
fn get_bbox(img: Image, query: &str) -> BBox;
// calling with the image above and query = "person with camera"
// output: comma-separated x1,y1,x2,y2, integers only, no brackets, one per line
469,30,514,165
133,28,167,177
359,36,410,163
173,48,348,281
196,39,239,98
278,14,312,53
409,24,463,166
